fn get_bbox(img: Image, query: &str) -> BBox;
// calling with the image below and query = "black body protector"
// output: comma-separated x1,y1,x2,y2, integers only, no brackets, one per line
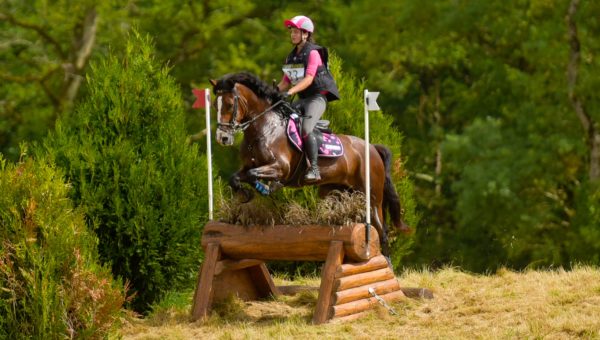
283,42,340,182
283,42,340,102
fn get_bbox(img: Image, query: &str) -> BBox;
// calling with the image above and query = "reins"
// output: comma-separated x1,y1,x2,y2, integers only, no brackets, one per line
217,88,286,134
236,99,286,132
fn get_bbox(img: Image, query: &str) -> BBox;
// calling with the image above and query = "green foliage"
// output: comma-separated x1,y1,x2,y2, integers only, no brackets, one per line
39,32,208,313
0,1,128,161
327,53,418,265
5,0,600,274
328,0,600,271
570,181,600,264
0,153,124,339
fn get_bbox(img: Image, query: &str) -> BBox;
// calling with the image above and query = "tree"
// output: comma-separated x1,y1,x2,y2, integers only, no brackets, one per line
0,153,124,338
40,31,208,312
0,1,126,160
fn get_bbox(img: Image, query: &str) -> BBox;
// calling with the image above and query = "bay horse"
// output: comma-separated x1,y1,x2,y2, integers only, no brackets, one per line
210,72,409,257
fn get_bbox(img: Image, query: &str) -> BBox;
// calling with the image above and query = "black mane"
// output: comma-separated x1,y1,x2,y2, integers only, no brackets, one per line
213,72,283,103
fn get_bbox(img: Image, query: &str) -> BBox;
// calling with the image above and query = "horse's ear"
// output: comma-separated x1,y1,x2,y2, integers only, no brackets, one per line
209,79,217,87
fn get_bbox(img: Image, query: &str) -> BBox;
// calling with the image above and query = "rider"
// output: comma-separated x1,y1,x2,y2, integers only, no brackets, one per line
277,15,340,182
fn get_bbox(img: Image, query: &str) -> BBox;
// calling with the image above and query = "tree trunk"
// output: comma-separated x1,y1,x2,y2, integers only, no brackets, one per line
566,0,600,181
62,8,98,109
434,79,443,195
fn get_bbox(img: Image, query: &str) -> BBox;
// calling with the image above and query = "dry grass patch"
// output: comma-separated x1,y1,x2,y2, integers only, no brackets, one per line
121,266,600,339
216,190,366,226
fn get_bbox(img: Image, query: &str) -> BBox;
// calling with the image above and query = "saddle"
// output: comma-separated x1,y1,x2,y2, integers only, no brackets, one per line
286,114,344,157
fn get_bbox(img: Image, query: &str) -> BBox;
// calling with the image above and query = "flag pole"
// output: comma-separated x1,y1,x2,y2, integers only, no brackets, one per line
205,88,213,220
364,89,371,258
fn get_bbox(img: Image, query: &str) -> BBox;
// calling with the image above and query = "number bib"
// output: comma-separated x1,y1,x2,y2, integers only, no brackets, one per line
282,64,305,85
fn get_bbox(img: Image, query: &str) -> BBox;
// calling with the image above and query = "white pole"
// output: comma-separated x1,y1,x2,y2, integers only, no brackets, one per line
205,88,213,220
364,89,371,257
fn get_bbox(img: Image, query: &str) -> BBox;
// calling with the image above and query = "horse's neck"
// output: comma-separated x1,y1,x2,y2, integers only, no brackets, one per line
245,110,280,133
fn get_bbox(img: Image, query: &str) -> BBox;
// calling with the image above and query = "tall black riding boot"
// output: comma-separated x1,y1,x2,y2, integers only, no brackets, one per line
303,133,321,182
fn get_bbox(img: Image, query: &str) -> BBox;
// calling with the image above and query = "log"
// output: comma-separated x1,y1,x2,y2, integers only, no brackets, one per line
331,290,405,318
248,262,280,298
333,278,400,305
214,259,263,275
202,221,380,262
312,241,345,325
191,243,220,321
335,255,389,278
334,267,395,291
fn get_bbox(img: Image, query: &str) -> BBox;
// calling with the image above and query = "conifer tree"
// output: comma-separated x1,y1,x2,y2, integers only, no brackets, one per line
0,153,124,338
40,31,208,312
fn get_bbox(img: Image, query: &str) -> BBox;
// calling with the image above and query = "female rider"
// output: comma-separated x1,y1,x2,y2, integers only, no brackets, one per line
277,15,340,182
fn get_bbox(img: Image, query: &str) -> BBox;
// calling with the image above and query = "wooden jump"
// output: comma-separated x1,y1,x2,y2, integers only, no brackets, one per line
191,221,405,324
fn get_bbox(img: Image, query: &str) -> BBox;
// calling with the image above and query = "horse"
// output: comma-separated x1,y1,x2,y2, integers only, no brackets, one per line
209,72,409,257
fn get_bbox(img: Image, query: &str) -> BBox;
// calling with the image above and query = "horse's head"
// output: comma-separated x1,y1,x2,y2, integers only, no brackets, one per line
210,72,285,146
210,79,251,146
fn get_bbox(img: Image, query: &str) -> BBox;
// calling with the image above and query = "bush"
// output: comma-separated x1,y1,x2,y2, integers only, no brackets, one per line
0,154,124,339
40,31,208,312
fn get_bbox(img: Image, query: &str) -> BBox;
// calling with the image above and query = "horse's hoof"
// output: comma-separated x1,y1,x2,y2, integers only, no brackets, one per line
269,181,284,193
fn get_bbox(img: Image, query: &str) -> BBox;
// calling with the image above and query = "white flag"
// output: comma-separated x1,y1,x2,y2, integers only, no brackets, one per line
366,91,380,111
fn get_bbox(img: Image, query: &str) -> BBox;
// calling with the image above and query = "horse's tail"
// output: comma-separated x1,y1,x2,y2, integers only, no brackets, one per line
374,144,411,233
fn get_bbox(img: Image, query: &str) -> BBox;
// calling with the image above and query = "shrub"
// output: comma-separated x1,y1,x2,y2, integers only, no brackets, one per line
0,154,124,339
40,31,208,312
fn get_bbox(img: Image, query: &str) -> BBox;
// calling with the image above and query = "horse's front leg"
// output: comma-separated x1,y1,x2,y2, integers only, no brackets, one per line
229,167,256,203
246,162,285,181
245,162,287,195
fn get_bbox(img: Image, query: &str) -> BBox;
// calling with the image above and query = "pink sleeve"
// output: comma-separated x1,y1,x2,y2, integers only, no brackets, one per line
282,74,291,84
305,50,323,77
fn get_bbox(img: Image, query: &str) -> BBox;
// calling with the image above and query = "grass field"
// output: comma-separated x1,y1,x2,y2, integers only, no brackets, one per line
121,266,600,339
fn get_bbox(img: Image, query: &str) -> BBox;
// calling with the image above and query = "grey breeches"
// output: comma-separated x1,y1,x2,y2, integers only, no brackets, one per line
295,94,327,137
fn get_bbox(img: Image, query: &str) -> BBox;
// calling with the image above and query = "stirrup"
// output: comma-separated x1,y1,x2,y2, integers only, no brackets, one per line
304,168,321,182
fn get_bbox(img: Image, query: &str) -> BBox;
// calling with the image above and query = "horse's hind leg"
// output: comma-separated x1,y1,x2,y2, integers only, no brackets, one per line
373,204,391,259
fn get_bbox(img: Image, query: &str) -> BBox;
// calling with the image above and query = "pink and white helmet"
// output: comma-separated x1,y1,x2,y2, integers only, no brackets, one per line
284,15,314,33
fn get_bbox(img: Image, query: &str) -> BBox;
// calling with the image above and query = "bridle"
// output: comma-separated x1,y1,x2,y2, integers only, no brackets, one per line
216,87,243,133
216,86,285,134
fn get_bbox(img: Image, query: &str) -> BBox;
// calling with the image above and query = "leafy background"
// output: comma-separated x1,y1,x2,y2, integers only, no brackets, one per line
2,0,600,321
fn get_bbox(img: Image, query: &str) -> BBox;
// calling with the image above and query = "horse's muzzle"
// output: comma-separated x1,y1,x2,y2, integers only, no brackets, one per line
216,129,234,146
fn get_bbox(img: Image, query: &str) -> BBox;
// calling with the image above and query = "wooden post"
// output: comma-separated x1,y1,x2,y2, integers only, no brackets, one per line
191,242,221,321
312,241,344,324
247,262,280,297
